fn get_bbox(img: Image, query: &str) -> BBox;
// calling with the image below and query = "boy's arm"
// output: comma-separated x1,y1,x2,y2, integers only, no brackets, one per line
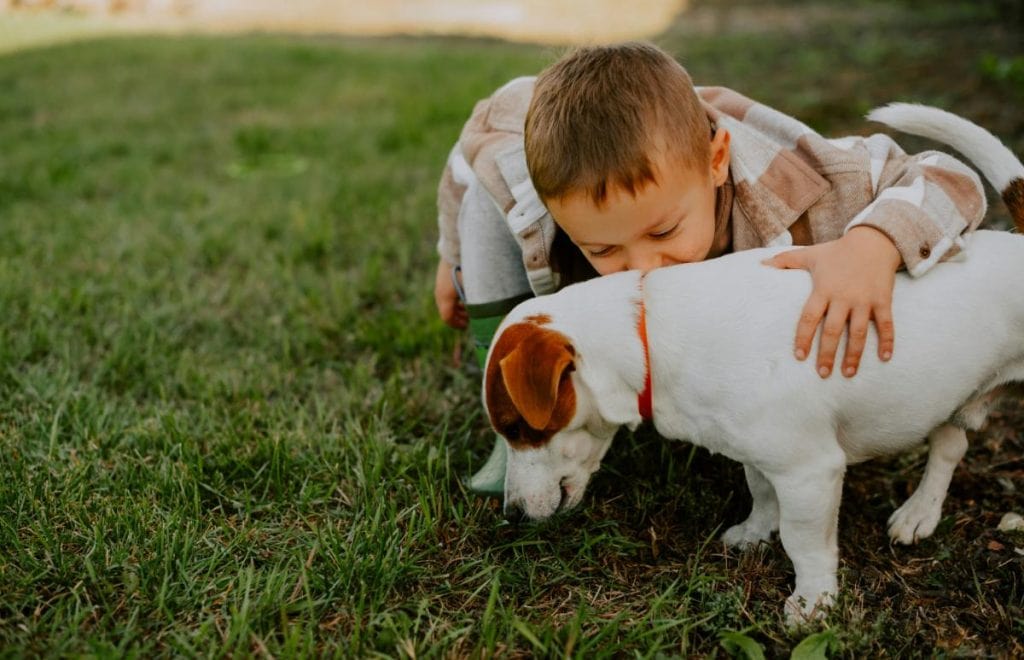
767,142,986,378
435,146,470,328
435,260,467,329
843,137,987,276
437,145,469,270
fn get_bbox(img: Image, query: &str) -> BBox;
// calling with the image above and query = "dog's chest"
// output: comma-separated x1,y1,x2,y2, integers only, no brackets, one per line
651,404,757,463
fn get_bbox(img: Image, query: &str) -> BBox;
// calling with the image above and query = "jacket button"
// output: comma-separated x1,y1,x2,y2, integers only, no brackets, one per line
919,245,931,259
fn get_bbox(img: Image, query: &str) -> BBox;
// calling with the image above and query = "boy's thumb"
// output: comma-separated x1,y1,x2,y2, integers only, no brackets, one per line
761,249,807,270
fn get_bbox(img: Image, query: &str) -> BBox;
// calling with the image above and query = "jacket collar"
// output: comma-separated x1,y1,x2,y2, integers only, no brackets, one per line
705,103,830,248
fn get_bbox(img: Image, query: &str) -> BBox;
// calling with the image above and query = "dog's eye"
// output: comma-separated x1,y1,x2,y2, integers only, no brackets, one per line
502,421,520,439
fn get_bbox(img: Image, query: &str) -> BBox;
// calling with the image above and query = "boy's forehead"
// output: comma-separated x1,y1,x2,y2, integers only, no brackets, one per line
571,153,704,205
551,167,707,243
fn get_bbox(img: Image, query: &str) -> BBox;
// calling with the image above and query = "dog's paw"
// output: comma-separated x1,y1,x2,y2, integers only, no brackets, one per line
784,590,833,626
722,520,773,549
887,495,942,545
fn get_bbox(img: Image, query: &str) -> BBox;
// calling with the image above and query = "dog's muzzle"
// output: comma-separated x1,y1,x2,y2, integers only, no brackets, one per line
503,482,571,523
504,500,528,524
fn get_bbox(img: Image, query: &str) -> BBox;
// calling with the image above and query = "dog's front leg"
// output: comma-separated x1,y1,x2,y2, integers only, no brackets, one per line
722,464,779,548
769,450,845,624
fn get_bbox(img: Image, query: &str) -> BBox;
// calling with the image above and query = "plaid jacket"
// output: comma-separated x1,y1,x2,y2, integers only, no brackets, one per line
437,77,986,295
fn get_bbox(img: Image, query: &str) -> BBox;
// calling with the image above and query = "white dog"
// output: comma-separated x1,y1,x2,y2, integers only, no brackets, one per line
482,104,1024,620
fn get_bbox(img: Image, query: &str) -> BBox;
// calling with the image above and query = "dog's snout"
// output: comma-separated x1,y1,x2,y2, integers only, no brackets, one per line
504,501,527,524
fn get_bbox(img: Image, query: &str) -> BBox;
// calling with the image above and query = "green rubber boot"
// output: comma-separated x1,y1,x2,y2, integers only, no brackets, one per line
466,432,508,496
464,296,529,496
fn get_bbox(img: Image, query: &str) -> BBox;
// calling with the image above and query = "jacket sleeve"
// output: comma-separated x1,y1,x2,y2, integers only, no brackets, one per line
436,144,470,266
844,133,987,277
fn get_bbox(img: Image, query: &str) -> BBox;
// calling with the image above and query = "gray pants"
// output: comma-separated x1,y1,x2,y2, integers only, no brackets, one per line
456,179,529,495
456,179,533,312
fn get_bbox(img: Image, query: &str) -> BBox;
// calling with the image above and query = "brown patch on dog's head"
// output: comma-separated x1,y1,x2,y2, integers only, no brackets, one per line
1004,177,1024,234
485,323,577,448
523,313,553,325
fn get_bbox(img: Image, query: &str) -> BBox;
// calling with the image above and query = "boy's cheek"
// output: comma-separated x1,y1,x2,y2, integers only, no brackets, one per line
588,257,619,277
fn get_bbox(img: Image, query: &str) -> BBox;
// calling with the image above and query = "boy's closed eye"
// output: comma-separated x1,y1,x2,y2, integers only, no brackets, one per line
584,222,681,257
587,245,616,258
649,221,682,239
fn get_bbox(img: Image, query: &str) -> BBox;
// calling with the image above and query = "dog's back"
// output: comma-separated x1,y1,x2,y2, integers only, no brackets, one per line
641,105,1024,463
643,230,1024,463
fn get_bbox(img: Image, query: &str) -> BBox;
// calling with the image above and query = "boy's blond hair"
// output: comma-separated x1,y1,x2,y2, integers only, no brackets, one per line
525,42,711,206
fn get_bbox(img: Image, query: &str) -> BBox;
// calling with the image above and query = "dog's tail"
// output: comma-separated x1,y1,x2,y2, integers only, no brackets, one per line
867,103,1024,232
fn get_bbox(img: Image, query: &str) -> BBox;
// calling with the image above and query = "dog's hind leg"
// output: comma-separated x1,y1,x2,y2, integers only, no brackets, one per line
722,465,779,548
887,424,967,545
769,447,846,623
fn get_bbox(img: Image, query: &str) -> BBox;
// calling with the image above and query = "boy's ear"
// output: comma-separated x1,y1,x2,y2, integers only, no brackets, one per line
710,128,731,187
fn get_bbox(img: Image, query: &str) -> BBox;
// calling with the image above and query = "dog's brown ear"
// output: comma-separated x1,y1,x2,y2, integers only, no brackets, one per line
498,328,576,431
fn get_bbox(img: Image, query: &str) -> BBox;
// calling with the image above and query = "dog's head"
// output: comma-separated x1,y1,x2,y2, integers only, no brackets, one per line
484,315,618,521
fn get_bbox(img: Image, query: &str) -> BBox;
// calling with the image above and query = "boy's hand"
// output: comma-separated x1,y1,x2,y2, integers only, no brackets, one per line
763,226,901,378
435,260,468,329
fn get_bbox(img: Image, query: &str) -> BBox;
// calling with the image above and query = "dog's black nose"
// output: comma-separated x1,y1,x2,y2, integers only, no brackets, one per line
504,501,527,524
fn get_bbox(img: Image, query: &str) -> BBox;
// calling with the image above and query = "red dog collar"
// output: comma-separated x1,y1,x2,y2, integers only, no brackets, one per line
637,299,653,422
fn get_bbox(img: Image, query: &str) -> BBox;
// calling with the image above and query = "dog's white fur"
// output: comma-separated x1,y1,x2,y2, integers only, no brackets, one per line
484,105,1024,621
868,103,1024,192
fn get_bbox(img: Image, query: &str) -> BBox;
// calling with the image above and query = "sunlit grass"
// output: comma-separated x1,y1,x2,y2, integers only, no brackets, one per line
0,11,154,55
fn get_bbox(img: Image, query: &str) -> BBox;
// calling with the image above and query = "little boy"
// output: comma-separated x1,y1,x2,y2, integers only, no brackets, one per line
435,42,986,494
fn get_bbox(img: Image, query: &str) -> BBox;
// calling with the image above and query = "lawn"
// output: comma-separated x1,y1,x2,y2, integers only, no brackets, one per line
0,1,1022,656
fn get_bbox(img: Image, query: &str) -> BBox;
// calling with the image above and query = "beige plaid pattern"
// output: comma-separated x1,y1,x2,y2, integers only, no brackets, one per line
437,80,987,291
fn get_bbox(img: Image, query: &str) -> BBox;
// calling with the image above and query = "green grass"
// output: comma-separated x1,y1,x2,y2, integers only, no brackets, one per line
1,4,1023,657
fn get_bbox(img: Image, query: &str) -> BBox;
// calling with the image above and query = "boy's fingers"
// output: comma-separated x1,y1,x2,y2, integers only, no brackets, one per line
816,304,850,378
794,293,828,361
842,307,871,377
439,300,467,329
874,302,895,361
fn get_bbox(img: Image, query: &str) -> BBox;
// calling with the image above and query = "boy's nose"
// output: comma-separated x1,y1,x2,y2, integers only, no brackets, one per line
627,251,664,274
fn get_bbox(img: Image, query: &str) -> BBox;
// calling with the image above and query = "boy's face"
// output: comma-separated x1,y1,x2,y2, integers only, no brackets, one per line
548,129,730,275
